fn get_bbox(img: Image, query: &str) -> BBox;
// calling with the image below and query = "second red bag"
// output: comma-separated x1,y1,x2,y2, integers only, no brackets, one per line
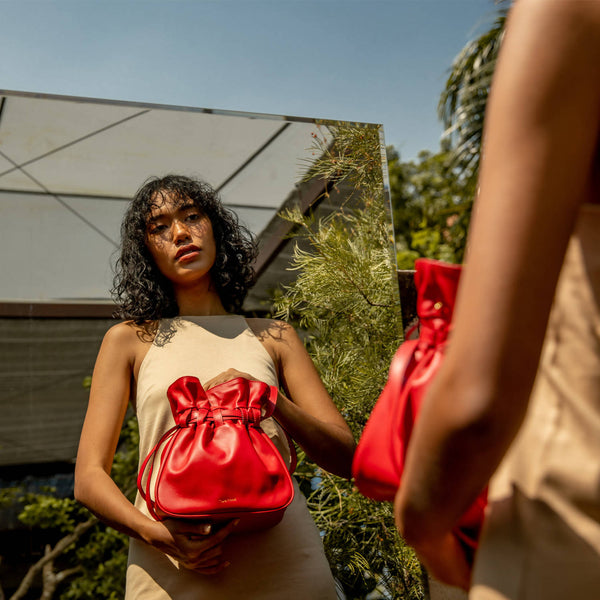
352,258,486,553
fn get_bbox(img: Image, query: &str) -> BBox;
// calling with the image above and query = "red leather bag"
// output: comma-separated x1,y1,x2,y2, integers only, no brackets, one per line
138,376,295,533
352,258,486,555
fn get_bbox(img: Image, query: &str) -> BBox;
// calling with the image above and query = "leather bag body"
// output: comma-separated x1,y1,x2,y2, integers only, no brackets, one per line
352,258,486,552
138,376,295,533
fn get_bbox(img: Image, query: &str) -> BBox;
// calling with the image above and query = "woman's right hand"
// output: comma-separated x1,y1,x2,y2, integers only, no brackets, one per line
144,518,239,575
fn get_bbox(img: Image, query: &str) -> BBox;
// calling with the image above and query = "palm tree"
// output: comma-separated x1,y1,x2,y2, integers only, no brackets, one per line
438,4,509,187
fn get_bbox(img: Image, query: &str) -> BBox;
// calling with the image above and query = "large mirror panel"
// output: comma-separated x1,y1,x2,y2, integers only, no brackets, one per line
0,89,397,471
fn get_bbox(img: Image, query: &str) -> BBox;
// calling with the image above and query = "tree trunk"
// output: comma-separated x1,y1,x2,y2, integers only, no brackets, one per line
40,546,57,600
9,517,95,600
38,545,81,600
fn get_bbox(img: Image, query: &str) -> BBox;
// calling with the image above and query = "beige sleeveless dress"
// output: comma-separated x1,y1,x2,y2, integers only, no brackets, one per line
126,315,337,600
470,205,600,599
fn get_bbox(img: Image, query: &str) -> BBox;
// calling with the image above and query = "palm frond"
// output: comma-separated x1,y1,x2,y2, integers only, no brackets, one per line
438,9,507,186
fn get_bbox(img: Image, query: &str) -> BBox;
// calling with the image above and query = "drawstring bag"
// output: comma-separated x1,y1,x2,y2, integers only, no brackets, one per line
352,258,487,556
138,376,295,533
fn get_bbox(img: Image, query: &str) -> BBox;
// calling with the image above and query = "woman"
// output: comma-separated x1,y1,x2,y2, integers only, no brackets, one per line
395,0,600,597
75,174,355,599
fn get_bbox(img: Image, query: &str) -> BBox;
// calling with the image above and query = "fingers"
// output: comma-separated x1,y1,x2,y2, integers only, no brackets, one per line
193,560,231,575
210,518,239,542
180,544,230,573
169,519,240,574
179,528,237,573
204,369,257,390
416,533,472,591
167,519,212,537
192,544,224,562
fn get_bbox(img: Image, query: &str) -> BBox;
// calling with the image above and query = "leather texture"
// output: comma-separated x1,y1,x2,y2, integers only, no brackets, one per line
352,258,487,553
138,376,295,533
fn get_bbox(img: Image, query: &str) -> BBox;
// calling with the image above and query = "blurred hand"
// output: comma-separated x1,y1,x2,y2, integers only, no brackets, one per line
147,518,238,575
413,531,472,591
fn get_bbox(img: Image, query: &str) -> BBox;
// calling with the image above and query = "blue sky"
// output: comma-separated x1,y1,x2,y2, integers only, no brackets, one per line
0,0,499,160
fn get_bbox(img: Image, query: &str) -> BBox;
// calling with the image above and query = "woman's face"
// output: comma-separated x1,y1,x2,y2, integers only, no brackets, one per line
144,193,217,289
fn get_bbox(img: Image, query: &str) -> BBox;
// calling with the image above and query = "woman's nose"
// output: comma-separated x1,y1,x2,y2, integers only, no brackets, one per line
172,220,190,243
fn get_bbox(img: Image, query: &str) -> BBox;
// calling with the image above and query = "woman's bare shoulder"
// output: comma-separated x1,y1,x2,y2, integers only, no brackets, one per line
101,321,157,356
96,321,159,383
245,318,296,344
103,320,151,342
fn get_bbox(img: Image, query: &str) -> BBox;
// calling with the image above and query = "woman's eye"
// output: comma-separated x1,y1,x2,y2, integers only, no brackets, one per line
148,224,167,235
186,212,201,222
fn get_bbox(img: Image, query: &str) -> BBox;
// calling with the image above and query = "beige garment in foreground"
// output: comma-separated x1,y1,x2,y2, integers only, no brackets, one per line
470,205,600,599
126,315,337,600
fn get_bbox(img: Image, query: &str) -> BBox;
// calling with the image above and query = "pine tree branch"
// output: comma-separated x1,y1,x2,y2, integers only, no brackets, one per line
288,211,396,310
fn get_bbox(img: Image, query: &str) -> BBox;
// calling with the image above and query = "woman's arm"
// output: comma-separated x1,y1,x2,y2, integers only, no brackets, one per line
75,323,234,574
75,323,146,536
207,319,356,478
269,320,356,479
395,0,600,584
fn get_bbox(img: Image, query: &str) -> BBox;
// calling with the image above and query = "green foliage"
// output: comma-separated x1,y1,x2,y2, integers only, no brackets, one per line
110,414,140,499
388,4,510,271
18,495,86,533
389,148,474,268
62,527,129,600
57,416,139,599
275,124,425,599
303,122,386,197
276,201,400,438
0,487,19,507
2,417,139,599
305,470,424,600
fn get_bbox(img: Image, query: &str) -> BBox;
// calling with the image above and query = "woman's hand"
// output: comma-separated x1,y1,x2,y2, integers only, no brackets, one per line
411,532,472,591
144,518,239,575
204,368,260,391
395,483,472,590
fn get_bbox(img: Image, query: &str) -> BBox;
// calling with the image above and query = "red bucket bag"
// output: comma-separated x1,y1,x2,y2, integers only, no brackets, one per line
352,258,487,556
138,376,295,533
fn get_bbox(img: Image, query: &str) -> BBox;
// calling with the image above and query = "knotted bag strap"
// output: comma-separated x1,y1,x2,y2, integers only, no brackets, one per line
202,402,264,427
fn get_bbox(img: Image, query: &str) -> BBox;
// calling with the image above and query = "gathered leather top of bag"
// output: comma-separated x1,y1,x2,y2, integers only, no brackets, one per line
138,375,295,532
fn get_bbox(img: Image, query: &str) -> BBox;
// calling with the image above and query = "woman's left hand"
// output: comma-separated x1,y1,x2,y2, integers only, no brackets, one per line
411,532,472,591
204,368,261,390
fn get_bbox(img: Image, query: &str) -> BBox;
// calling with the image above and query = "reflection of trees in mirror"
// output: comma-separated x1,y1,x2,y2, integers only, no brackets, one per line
0,125,415,599
303,123,387,199
0,416,138,600
274,125,425,599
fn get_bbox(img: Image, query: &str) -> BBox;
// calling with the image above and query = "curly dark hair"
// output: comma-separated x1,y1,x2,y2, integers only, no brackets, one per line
112,174,258,322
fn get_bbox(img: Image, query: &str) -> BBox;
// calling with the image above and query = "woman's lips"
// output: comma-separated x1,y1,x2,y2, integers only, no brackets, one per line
175,245,201,262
